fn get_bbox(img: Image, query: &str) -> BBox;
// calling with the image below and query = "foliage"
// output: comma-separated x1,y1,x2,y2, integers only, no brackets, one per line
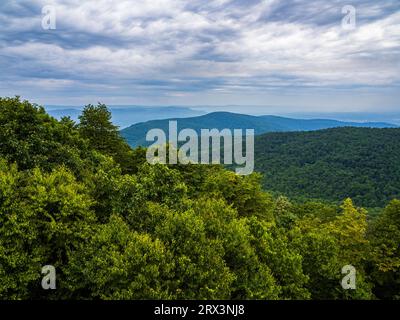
0,97,398,300
78,103,144,174
368,200,400,299
254,128,400,208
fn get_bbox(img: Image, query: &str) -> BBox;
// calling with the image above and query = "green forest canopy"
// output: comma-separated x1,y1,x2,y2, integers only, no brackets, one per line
121,111,400,208
254,128,400,208
0,97,399,300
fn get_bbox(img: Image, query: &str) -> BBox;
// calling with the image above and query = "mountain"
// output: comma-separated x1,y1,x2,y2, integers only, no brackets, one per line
46,108,82,122
254,127,400,208
120,111,397,147
45,106,205,129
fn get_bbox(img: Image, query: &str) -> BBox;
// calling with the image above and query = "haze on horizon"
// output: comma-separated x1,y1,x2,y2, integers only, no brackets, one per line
0,0,399,113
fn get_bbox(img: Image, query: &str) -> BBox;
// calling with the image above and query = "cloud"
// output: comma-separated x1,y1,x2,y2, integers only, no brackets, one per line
0,0,399,110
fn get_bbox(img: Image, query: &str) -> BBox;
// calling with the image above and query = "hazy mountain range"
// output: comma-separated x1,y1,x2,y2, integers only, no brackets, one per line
45,106,205,129
120,111,397,147
46,105,400,129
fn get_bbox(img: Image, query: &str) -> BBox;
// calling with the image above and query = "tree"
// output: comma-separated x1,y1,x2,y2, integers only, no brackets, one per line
0,160,41,299
200,169,275,220
78,104,119,154
0,160,96,299
326,199,369,266
368,200,400,299
65,215,174,299
191,198,280,299
290,199,374,299
153,206,235,299
0,96,91,175
78,103,139,174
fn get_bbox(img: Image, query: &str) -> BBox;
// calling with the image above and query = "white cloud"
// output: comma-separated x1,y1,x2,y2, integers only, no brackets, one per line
0,0,399,108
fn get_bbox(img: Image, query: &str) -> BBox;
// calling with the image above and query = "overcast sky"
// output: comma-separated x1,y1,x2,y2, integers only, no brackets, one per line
0,0,399,113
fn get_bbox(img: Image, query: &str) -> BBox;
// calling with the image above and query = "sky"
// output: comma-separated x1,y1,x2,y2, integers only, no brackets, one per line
0,0,399,113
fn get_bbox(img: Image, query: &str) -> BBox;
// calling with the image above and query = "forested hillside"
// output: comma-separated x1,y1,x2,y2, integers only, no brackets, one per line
1,97,399,300
255,128,400,208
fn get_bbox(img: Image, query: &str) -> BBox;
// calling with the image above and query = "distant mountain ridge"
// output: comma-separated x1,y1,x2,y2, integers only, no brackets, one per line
120,111,397,147
45,105,205,129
